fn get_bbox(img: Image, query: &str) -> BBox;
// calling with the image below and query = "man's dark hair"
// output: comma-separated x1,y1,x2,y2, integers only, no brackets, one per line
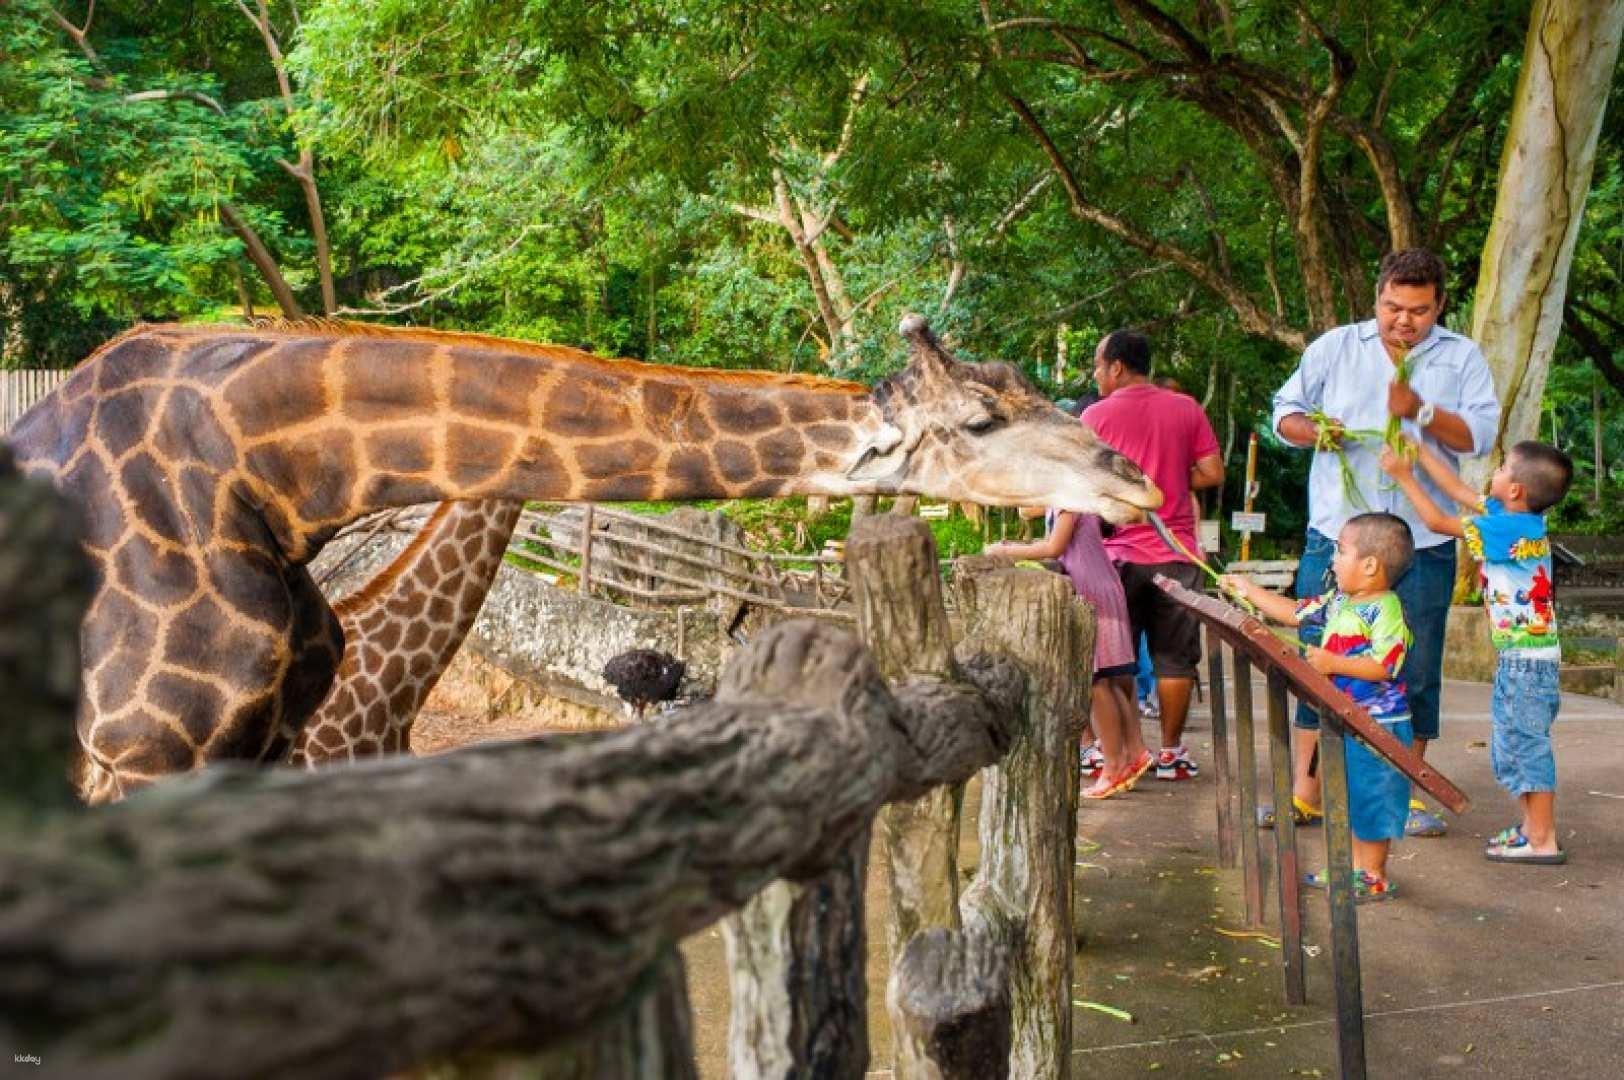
1344,512,1415,584
1376,248,1448,304
1101,330,1152,375
1508,441,1574,513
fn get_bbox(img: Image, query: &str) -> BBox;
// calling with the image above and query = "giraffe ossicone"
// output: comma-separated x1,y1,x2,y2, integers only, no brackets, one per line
9,313,1161,801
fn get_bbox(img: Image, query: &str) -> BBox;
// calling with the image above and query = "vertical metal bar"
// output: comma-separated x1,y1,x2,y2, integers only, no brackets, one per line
1206,624,1236,868
1317,708,1368,1079
578,504,596,595
1266,670,1307,1004
1231,651,1265,926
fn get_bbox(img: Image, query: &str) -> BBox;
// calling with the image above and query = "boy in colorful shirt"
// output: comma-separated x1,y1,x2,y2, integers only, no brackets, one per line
1382,438,1575,864
1221,512,1417,900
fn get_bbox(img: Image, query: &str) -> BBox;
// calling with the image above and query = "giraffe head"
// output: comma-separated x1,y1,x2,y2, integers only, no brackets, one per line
843,316,1162,523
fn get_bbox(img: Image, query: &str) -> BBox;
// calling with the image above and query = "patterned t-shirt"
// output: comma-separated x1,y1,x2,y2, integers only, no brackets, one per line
1294,590,1412,723
1463,498,1561,657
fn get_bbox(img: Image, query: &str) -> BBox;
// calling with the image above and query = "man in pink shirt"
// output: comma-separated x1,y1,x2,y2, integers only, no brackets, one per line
1082,331,1224,780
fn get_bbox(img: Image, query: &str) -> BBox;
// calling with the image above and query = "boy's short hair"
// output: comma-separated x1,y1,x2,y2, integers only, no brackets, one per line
1101,330,1152,375
1508,441,1574,513
1343,512,1415,585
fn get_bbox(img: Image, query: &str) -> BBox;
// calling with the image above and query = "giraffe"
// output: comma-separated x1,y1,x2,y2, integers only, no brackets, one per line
7,314,1162,803
289,498,520,765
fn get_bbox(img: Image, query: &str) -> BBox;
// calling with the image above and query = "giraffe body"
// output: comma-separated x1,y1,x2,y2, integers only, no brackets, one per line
8,316,1160,801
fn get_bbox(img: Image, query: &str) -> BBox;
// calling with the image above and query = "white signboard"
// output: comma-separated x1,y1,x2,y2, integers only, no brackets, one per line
1231,511,1267,535
1199,519,1221,553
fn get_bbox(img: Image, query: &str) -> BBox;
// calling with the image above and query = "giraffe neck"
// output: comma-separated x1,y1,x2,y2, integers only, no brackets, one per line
205,325,883,560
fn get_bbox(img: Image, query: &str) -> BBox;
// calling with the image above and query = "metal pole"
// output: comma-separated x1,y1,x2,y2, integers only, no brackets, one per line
1266,671,1306,1004
1231,651,1265,926
1317,708,1368,1079
1206,625,1235,868
1240,431,1259,562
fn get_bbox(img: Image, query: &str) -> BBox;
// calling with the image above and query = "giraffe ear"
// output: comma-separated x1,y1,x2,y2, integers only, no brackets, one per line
847,422,908,482
899,313,953,377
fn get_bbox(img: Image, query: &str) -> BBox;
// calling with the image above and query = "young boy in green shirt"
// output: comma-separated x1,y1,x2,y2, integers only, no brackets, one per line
1221,512,1416,901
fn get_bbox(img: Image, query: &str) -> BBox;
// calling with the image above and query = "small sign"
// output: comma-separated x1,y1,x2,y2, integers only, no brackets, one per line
1231,511,1267,534
918,502,950,520
1199,519,1221,553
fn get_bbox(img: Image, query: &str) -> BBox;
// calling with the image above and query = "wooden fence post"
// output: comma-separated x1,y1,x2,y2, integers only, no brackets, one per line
516,947,698,1080
721,836,870,1079
888,925,1014,1080
845,516,964,956
953,561,1092,1080
0,446,92,821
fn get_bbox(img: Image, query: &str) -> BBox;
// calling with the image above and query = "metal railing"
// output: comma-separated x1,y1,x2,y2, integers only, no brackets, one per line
1,369,71,430
1158,575,1470,1080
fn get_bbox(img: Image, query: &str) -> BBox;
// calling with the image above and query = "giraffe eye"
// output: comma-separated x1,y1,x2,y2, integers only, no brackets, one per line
965,414,998,434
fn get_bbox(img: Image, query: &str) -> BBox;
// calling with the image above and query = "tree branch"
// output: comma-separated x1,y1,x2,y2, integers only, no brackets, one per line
1564,304,1624,401
123,88,226,115
1003,91,1304,351
217,201,303,318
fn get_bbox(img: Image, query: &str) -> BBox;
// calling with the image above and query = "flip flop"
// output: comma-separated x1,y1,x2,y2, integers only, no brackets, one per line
1256,798,1325,830
1485,832,1567,864
1486,824,1525,848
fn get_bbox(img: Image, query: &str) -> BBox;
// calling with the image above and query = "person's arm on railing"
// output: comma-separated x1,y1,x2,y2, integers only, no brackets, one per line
1379,443,1468,538
1217,574,1301,626
984,511,1074,562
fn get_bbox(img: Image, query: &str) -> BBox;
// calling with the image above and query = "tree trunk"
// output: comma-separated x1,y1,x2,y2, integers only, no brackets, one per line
1464,0,1624,488
953,561,1093,1080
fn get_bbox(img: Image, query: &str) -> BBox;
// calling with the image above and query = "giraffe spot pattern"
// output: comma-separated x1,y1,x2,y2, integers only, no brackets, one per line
446,423,516,490
711,393,783,436
543,375,630,438
222,339,333,438
363,427,435,475
113,534,198,607
339,341,439,423
155,387,240,472
578,439,657,480
448,347,543,426
714,441,756,484
97,385,165,459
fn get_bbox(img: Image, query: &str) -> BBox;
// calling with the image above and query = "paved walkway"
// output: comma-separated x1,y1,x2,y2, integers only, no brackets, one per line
1071,678,1624,1078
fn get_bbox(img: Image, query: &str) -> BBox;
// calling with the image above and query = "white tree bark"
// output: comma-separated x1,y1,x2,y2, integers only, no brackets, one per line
1465,0,1624,487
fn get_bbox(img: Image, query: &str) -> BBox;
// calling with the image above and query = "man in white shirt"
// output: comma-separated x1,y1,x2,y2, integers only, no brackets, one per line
1269,248,1500,836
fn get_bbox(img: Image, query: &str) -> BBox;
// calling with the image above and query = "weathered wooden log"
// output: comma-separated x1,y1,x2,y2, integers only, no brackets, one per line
0,444,93,821
846,515,965,962
721,836,870,1080
520,947,697,1080
719,516,1022,1079
0,619,1019,1079
954,563,1094,1080
888,925,1015,1080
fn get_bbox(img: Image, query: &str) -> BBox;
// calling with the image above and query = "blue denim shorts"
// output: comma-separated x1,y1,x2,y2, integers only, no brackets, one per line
1343,719,1415,842
1491,654,1560,796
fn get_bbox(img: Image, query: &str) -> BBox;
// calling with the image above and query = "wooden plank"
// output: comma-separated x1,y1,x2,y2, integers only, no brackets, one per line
1231,651,1266,927
1206,624,1236,868
1317,710,1369,1080
1266,670,1307,1006
1154,575,1469,816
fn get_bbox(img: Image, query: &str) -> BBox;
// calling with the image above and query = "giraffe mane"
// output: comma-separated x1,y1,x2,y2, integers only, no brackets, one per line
329,502,461,619
138,319,872,395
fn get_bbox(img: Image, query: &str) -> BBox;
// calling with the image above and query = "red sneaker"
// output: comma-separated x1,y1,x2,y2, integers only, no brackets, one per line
1155,747,1200,781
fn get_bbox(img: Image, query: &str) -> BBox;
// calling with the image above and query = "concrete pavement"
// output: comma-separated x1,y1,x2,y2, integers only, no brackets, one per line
1069,677,1624,1078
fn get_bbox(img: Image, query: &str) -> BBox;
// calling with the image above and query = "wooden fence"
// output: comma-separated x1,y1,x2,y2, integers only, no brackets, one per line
0,510,1096,1079
0,369,71,431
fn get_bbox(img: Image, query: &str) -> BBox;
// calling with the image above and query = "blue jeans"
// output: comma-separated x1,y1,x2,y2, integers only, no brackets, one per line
1135,633,1155,703
1293,529,1455,741
1491,655,1560,795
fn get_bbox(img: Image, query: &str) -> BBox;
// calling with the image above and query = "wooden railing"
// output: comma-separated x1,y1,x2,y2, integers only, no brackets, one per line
1158,575,1470,1080
1,490,1096,1078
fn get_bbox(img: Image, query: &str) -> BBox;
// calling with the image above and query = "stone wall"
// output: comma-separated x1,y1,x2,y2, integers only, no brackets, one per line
311,510,731,721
